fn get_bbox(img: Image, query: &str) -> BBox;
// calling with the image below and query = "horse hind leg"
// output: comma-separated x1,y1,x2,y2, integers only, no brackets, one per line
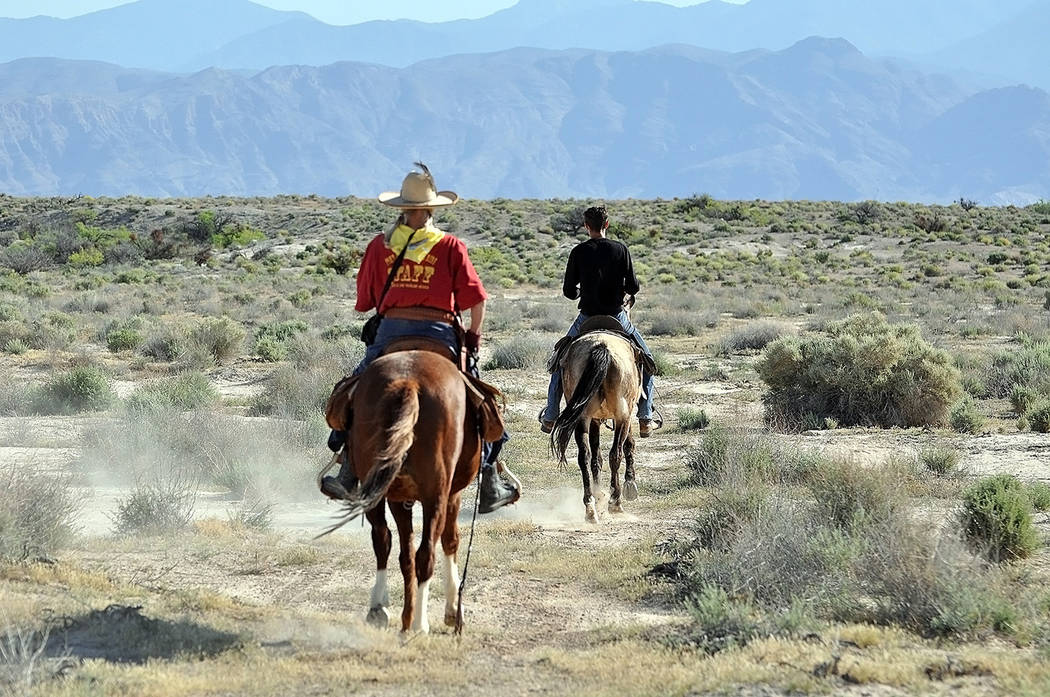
390,501,416,632
608,422,627,514
623,432,638,502
441,495,462,627
411,498,445,634
575,421,598,524
365,501,393,627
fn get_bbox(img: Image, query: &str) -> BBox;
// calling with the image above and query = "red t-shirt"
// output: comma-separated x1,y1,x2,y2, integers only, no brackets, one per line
355,233,488,314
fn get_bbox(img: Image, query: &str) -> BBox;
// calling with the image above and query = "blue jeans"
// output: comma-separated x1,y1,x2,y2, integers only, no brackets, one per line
350,317,508,465
543,310,655,422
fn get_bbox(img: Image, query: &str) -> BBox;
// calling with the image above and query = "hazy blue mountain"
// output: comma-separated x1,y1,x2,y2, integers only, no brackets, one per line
0,0,1038,78
0,39,1046,203
930,0,1050,91
0,0,308,70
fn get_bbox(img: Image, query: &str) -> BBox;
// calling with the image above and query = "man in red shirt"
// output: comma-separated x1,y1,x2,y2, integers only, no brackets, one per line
322,163,518,514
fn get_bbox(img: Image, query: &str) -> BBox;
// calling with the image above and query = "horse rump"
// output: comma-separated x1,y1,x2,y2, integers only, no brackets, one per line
319,378,420,536
550,342,611,462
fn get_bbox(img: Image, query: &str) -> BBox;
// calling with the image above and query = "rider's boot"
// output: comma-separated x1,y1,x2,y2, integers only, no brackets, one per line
479,461,519,514
321,430,360,500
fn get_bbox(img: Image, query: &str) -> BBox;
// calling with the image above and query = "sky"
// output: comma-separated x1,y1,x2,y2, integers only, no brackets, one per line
0,0,747,24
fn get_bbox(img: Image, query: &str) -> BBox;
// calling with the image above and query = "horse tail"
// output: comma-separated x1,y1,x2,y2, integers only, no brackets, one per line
317,379,420,537
550,343,611,463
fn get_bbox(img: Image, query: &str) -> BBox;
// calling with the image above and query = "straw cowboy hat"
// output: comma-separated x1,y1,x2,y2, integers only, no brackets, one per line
378,162,459,208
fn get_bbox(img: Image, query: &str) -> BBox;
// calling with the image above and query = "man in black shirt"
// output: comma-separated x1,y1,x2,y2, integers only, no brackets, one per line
540,206,657,436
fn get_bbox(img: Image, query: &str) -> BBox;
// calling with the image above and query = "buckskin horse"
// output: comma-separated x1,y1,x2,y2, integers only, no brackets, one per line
550,328,643,523
321,346,502,633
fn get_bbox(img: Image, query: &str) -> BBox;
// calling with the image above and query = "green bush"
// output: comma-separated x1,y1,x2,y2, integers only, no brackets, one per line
684,426,778,487
113,476,196,536
714,322,788,356
107,325,144,353
949,397,985,434
1026,399,1050,433
982,340,1050,399
0,463,79,560
142,324,186,362
960,475,1038,562
806,457,903,529
34,366,115,414
1026,482,1050,511
2,338,27,355
483,334,551,370
1009,384,1038,415
677,406,710,431
919,446,960,476
125,372,218,413
757,313,960,429
190,317,245,363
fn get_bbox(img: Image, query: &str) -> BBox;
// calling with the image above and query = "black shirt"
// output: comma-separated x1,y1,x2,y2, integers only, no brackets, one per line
562,237,640,316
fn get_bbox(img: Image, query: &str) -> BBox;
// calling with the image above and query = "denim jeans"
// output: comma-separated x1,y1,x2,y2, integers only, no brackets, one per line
543,310,655,422
348,317,508,465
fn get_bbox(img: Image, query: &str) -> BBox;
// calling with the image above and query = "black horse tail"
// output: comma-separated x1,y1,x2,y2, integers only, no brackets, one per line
550,343,611,463
318,379,419,537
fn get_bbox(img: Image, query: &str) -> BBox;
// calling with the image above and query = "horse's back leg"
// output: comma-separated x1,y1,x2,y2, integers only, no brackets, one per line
412,495,446,634
608,421,627,513
389,501,416,632
365,500,392,627
623,431,638,501
575,421,598,523
589,421,602,481
440,493,462,627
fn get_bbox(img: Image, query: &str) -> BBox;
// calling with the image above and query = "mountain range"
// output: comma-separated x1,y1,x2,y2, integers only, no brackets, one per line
1,38,1047,203
0,0,1046,90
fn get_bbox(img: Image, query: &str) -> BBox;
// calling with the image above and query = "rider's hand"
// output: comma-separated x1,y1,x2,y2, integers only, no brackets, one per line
465,330,482,354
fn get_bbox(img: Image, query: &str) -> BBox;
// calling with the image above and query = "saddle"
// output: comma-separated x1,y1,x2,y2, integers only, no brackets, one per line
325,340,506,442
546,316,657,378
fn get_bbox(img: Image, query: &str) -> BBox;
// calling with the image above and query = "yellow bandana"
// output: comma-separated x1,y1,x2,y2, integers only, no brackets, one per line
387,223,446,263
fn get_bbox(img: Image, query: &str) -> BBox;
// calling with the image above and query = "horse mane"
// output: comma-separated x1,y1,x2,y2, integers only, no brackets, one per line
550,342,611,462
319,379,420,537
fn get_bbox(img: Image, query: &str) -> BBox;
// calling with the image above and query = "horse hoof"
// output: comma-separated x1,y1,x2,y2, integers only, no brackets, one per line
444,610,459,627
608,500,623,514
585,505,599,524
366,606,390,628
624,480,638,501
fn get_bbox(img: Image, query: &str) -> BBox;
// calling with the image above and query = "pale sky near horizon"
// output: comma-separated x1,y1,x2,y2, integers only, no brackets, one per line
0,0,748,24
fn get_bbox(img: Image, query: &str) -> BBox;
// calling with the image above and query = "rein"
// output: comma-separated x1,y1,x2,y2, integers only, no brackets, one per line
454,468,483,636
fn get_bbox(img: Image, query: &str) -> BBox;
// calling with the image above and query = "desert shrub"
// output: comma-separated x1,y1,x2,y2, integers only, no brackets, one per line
949,397,985,434
650,351,679,377
106,323,143,353
1010,384,1039,415
677,406,710,431
113,474,197,536
713,321,788,356
142,323,187,362
0,463,79,560
1026,482,1050,511
1025,399,1050,433
251,335,362,420
253,320,308,362
227,494,274,531
483,334,551,370
189,317,244,363
959,475,1038,563
125,372,218,413
806,457,903,529
645,308,708,337
684,585,765,654
3,338,27,355
26,312,76,351
670,452,1023,640
757,313,961,429
684,426,778,487
0,242,51,274
919,446,960,476
34,366,114,414
981,340,1050,399
0,302,20,322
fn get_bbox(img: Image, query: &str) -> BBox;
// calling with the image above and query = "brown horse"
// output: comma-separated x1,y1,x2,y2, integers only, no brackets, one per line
323,349,482,633
550,331,642,523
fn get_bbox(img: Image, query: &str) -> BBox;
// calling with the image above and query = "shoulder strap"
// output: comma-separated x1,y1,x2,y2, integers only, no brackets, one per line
376,228,419,313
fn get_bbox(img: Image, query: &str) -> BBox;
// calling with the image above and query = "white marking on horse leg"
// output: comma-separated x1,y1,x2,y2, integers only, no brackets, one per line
370,569,389,609
443,553,460,626
585,496,598,524
412,578,431,634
